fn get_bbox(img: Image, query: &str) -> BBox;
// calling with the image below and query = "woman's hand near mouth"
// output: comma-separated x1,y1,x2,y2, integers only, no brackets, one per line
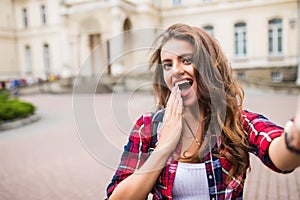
156,85,183,152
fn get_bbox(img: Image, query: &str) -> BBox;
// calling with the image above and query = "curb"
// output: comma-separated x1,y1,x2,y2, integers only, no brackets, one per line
0,114,41,131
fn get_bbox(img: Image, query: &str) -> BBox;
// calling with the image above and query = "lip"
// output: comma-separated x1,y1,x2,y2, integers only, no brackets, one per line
173,77,193,87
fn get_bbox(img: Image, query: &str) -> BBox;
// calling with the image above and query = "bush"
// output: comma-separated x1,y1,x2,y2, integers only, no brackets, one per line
0,90,9,102
0,90,36,122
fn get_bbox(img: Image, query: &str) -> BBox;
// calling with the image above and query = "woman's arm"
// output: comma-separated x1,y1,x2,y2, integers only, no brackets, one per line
242,110,294,173
109,143,174,200
268,129,300,171
269,98,300,171
109,87,183,200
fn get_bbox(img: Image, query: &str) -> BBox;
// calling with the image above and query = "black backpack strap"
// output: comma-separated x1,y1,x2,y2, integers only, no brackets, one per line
149,109,165,151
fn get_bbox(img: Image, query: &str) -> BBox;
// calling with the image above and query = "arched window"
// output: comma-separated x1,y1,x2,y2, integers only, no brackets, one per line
123,18,132,46
173,0,181,7
123,18,132,31
234,22,247,57
22,8,28,28
41,5,47,25
123,18,132,51
43,44,50,74
25,45,32,74
268,18,282,55
203,25,214,36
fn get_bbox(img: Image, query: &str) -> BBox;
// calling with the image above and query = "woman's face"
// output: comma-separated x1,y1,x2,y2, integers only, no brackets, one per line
160,38,198,107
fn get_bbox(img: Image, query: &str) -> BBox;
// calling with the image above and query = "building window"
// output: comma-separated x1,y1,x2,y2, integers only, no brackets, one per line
234,22,247,58
203,25,214,36
41,5,47,25
43,44,50,74
268,18,283,56
22,8,28,28
25,45,32,74
173,0,181,7
271,71,282,82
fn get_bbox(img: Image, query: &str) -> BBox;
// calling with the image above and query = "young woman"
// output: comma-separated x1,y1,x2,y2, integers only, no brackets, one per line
106,23,300,199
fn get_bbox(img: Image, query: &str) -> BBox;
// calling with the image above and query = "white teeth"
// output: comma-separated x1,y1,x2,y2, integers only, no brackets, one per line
176,80,191,86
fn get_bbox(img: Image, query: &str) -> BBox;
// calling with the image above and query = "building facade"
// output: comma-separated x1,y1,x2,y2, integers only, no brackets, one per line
0,0,299,85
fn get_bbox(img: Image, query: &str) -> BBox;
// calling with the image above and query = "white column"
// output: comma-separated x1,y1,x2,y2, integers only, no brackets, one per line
109,6,125,76
61,26,74,78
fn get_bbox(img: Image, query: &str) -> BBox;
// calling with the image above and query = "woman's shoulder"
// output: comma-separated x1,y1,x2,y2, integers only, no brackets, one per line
241,109,270,121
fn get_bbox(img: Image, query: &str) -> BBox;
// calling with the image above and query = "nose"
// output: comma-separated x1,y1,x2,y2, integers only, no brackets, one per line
171,62,185,77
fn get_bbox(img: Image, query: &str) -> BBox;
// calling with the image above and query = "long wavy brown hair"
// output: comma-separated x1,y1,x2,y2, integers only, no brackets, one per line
149,23,251,183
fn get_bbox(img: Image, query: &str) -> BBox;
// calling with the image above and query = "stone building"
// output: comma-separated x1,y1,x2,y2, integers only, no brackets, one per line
0,0,299,89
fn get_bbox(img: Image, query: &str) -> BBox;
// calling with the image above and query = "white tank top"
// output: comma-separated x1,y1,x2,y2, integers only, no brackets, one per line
172,162,210,200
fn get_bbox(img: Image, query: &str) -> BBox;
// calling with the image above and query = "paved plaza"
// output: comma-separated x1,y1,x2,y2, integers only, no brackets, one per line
0,88,299,199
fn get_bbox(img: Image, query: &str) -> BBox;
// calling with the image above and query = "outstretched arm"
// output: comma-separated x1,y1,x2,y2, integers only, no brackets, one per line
269,96,300,171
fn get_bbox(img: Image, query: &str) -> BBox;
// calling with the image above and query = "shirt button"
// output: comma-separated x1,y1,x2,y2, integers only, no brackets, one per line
209,175,213,179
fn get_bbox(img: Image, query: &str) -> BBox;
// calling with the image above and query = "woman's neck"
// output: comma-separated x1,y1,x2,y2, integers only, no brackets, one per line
179,105,205,163
183,105,202,132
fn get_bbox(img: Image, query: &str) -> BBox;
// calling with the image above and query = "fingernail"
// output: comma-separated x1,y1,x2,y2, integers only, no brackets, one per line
172,87,176,93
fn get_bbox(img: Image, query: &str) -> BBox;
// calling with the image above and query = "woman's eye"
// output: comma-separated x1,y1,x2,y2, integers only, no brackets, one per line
183,58,193,65
162,63,172,71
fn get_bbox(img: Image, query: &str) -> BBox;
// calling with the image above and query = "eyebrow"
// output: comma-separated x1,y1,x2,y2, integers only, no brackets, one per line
161,53,193,63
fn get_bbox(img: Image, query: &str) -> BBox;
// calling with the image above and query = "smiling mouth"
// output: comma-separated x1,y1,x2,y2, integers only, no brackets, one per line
177,79,193,91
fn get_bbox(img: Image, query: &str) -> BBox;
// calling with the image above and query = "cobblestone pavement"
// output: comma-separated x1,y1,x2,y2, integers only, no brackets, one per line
0,88,299,199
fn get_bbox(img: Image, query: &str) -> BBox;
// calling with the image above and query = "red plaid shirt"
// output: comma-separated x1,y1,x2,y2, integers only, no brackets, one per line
106,110,287,199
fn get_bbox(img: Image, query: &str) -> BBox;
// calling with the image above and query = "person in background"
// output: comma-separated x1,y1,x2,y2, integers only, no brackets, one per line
106,23,300,200
10,79,19,97
0,81,6,90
